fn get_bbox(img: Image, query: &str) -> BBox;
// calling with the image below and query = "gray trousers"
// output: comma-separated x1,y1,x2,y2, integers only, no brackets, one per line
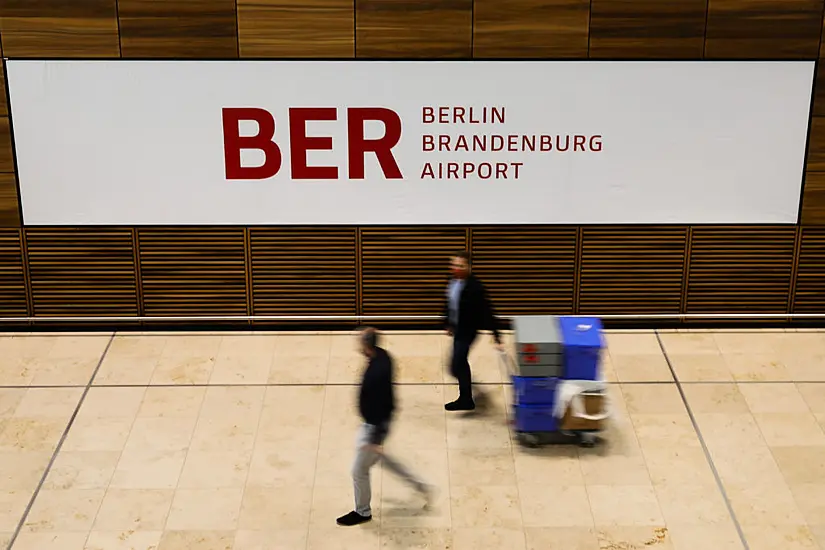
353,422,425,516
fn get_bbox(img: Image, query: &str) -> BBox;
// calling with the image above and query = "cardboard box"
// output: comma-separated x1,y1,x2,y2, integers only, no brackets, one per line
560,392,606,431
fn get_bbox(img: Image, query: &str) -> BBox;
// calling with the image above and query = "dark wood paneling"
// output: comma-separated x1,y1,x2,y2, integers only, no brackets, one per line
0,0,120,57
361,227,466,315
814,63,825,118
0,229,26,317
472,0,589,58
801,172,825,224
704,0,823,59
138,228,247,316
118,0,238,58
686,226,796,313
793,228,825,312
237,0,354,58
579,226,687,314
0,58,6,117
25,228,137,316
0,117,13,174
470,226,576,314
589,0,707,58
355,0,472,58
808,117,825,172
250,227,356,315
0,173,20,227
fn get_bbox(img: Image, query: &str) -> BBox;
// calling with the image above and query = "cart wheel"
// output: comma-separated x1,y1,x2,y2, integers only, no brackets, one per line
519,433,540,448
578,432,597,448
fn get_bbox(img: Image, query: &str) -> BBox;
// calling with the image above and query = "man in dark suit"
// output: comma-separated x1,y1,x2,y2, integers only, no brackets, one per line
443,251,503,411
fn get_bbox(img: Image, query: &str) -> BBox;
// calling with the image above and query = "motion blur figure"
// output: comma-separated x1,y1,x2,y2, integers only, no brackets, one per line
443,251,503,411
336,327,430,527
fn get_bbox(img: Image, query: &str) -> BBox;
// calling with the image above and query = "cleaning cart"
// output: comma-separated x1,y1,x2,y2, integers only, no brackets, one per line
503,315,610,448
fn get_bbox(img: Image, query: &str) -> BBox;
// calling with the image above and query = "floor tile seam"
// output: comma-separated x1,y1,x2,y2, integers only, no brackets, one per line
654,329,750,550
5,331,117,550
306,351,330,547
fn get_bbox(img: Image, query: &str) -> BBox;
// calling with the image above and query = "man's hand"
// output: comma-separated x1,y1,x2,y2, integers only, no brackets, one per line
364,444,383,454
445,327,453,336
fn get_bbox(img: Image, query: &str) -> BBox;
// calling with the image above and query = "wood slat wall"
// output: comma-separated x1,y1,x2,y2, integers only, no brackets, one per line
0,2,825,324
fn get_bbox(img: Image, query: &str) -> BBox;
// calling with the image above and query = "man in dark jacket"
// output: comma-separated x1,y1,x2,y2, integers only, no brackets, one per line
443,251,503,411
336,327,430,527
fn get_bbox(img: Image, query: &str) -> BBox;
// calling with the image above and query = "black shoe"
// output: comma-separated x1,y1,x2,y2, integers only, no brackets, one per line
336,511,372,526
445,399,475,411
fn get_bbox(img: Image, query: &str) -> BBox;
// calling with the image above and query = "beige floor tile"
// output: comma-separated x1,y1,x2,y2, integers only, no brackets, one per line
269,355,330,385
389,414,447,451
754,414,825,446
708,443,786,486
80,387,147,419
741,524,820,550
233,529,309,550
523,527,596,550
27,356,99,387
610,354,673,383
798,383,825,413
666,523,743,550
239,485,313,530
712,332,785,355
381,447,448,487
450,485,522,529
0,490,31,532
587,485,664,526
810,524,825,548
459,355,504,384
789,483,825,525
122,416,198,454
383,333,443,357
14,388,82,418
10,531,89,549
0,532,9,548
680,383,750,413
658,332,721,354
0,451,50,491
326,355,364,385
667,353,732,382
178,449,253,489
62,416,133,452
739,383,810,413
784,353,825,382
772,446,825,485
209,355,272,385
306,527,379,550
94,339,166,385
157,530,235,550
165,487,244,531
199,386,265,418
43,451,121,490
621,384,685,415
445,413,512,450
594,527,673,550
138,387,206,418
723,354,792,382
0,361,36,386
189,415,261,452
448,447,516,486
631,413,701,449
379,527,452,549
92,488,174,531
380,474,446,528
109,448,186,490
578,453,652,486
694,413,768,450
519,484,593,527
394,356,444,384
654,482,730,525
0,417,66,453
246,447,317,487
22,488,105,532
642,446,717,486
726,481,807,525
150,356,216,385
604,332,663,355
0,389,24,417
513,446,584,485
85,530,163,550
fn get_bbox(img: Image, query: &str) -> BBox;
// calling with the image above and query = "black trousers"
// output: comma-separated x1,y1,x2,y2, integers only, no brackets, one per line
449,335,477,401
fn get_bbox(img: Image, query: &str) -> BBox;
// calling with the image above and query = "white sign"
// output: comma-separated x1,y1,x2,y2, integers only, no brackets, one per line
6,60,814,225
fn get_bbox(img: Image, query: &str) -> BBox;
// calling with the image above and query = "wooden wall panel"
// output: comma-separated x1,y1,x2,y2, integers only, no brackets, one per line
0,229,27,317
250,227,356,315
472,0,589,58
686,226,796,313
588,0,707,58
801,172,825,225
118,0,238,58
793,228,825,312
0,58,6,117
25,228,137,316
355,0,472,58
579,227,687,314
0,0,120,57
237,0,354,58
138,228,247,316
0,173,19,227
0,118,13,174
704,0,823,59
470,226,576,314
361,227,466,316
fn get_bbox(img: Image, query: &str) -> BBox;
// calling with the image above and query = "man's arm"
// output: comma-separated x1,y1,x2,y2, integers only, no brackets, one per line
479,282,501,344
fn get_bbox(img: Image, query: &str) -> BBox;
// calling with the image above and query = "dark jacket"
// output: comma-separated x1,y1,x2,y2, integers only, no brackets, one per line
358,346,395,444
442,273,501,343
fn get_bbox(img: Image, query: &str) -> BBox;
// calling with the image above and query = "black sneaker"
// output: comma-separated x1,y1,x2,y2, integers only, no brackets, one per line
336,511,372,526
445,399,475,412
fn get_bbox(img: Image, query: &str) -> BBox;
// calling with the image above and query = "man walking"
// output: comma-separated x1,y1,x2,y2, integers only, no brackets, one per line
336,327,430,527
443,251,503,412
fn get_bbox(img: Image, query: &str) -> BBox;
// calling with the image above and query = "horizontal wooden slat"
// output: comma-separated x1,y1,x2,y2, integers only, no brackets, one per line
361,227,466,315
250,227,356,316
138,228,247,316
471,226,576,315
25,228,137,316
686,226,796,313
0,229,26,317
579,226,687,314
793,228,825,312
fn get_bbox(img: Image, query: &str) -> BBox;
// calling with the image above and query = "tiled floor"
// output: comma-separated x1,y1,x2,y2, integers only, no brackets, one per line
0,329,823,549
